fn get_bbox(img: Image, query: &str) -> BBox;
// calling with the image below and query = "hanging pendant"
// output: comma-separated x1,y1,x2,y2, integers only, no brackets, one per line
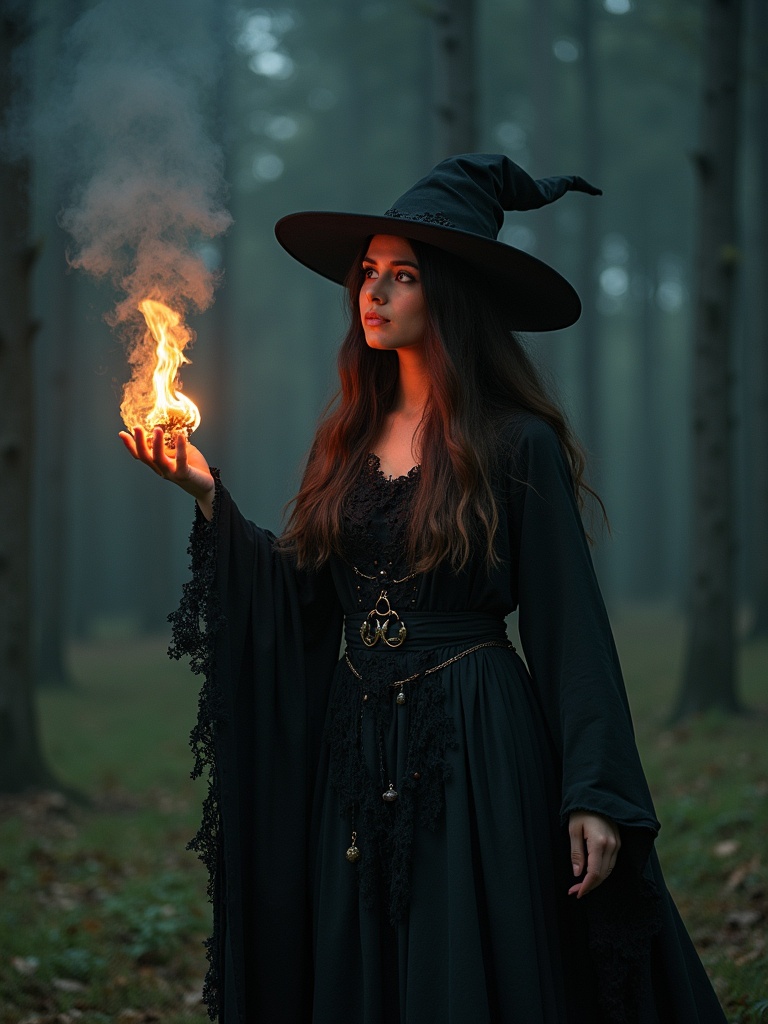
396,686,406,705
360,590,407,648
346,831,360,862
382,783,399,803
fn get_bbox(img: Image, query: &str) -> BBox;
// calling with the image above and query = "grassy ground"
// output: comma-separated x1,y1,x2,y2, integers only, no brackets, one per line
0,610,766,1023
612,608,768,1023
0,640,209,1024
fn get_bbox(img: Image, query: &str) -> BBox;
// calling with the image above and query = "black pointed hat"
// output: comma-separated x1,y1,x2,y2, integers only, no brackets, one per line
274,153,601,331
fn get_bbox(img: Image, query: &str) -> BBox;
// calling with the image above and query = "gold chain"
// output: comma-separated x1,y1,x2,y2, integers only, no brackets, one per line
351,563,418,585
345,639,516,688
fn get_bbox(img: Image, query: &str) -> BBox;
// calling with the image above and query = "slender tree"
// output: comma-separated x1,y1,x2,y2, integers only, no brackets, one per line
673,0,743,720
36,252,75,686
0,2,53,790
746,0,768,636
530,0,557,268
430,0,478,158
631,195,668,600
529,0,559,379
35,0,82,686
201,0,235,462
575,0,603,466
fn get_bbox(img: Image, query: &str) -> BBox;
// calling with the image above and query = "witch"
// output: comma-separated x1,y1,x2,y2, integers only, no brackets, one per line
121,154,727,1024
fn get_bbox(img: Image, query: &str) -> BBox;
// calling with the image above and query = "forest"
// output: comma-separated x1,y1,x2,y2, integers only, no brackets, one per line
0,0,766,1020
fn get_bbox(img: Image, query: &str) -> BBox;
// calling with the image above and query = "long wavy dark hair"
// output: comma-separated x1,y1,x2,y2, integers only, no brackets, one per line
281,239,603,571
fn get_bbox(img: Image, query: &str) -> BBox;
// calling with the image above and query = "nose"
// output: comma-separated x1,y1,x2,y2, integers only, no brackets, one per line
363,277,386,304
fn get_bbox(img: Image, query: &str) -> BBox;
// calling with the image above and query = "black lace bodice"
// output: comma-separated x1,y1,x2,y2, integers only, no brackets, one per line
339,453,422,619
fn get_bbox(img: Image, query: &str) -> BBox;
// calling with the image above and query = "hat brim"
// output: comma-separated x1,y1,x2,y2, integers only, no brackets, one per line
274,211,581,332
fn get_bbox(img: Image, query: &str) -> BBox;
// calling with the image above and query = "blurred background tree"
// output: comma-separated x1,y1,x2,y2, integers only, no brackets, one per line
674,0,743,721
430,0,479,156
744,0,768,639
0,0,52,790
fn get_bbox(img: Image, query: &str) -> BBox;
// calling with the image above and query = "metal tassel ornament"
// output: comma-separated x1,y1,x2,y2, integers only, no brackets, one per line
346,832,360,862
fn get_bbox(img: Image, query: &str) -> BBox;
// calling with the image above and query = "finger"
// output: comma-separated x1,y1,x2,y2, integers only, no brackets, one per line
133,426,152,462
151,427,176,476
133,426,166,477
119,430,139,459
581,847,603,895
571,866,603,899
604,836,620,877
568,822,586,878
174,432,188,475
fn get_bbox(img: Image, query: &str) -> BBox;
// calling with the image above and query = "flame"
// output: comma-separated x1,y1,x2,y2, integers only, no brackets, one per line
120,298,201,446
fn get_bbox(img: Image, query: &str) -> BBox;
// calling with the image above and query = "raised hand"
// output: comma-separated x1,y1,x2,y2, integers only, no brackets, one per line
119,426,215,520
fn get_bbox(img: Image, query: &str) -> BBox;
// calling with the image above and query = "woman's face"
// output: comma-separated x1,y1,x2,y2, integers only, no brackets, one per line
359,235,427,351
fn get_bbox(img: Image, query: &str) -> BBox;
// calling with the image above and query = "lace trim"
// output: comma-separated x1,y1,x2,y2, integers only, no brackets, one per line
368,451,421,484
583,856,663,1024
384,207,456,228
167,472,225,1022
340,455,420,592
326,650,457,923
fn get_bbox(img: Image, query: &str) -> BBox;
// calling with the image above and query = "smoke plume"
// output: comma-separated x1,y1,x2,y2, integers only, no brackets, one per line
48,0,232,428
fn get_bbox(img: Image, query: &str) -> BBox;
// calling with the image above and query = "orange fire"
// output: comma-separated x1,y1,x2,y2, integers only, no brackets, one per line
120,298,201,447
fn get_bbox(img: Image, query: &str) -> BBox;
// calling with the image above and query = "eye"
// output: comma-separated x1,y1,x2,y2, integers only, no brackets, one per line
396,270,416,282
362,265,377,279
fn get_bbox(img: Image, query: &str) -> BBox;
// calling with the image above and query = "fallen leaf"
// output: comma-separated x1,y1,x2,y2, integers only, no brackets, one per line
725,855,761,892
18,1017,61,1024
52,978,86,993
12,955,40,975
713,840,740,858
733,937,765,966
726,909,762,929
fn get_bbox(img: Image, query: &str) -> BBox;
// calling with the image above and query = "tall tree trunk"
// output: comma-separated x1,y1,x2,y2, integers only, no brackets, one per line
747,0,768,636
632,198,668,600
0,6,52,790
673,0,743,721
36,249,74,686
576,0,602,465
35,0,83,687
529,0,559,377
530,0,557,269
430,0,478,159
203,0,235,463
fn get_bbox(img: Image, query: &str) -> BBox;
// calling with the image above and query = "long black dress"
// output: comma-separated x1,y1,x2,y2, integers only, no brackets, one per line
170,415,727,1024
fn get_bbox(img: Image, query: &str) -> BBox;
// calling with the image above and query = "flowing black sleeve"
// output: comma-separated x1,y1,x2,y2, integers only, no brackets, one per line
506,419,666,1022
506,418,728,1024
168,471,343,1024
508,418,660,835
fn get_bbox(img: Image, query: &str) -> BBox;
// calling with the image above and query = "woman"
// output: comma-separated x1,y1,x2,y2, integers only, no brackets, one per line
121,155,726,1024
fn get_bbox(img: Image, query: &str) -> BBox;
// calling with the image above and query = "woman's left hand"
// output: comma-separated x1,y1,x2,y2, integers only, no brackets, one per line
567,811,621,899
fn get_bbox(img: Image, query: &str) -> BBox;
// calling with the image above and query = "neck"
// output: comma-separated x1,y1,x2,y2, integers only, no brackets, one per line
393,347,430,417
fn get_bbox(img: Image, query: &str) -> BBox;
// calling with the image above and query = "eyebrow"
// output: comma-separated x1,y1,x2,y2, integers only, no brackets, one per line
362,257,420,269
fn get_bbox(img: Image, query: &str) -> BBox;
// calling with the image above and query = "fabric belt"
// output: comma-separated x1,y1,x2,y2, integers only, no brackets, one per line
344,612,515,686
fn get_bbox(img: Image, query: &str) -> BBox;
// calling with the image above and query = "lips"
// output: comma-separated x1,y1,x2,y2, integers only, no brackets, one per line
364,311,389,326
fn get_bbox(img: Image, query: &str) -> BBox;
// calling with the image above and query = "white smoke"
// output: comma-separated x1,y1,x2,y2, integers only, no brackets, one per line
51,0,232,331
